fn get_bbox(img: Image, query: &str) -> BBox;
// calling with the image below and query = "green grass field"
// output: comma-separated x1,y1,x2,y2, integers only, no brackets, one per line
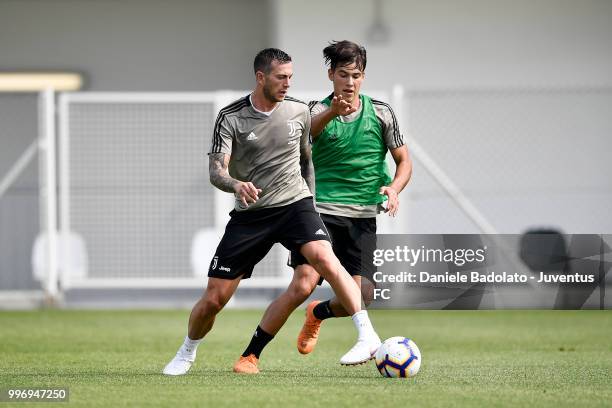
1,309,611,407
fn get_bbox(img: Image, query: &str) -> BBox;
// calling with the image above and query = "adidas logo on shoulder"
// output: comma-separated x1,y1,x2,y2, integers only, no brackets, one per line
315,229,326,236
246,132,258,141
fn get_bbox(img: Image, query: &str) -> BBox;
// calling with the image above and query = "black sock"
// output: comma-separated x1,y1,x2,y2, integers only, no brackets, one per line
313,300,335,320
241,326,274,358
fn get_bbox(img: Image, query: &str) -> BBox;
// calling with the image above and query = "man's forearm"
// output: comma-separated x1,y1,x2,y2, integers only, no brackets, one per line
388,146,412,193
389,161,412,193
310,109,337,139
209,153,239,193
300,156,315,194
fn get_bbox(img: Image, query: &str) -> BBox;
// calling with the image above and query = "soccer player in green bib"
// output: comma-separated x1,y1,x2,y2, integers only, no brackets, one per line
234,41,412,373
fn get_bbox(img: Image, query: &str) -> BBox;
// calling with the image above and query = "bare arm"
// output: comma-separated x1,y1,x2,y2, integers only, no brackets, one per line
209,152,261,207
300,141,315,194
310,95,357,139
379,145,412,216
300,114,315,194
388,145,412,193
209,152,238,193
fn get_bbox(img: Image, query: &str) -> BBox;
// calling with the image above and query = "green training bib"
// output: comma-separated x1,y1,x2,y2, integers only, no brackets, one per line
312,94,391,205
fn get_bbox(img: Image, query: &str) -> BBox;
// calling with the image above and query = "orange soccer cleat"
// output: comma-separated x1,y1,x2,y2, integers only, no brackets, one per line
233,354,260,374
297,300,323,354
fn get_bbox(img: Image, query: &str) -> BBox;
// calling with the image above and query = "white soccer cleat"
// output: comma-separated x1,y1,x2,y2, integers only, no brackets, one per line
163,352,195,376
340,336,382,366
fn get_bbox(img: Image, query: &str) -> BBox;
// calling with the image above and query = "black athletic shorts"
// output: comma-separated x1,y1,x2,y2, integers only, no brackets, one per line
208,197,331,280
288,213,377,282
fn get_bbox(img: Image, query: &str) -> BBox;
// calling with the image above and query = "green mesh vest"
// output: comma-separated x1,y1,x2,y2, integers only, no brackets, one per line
312,94,391,205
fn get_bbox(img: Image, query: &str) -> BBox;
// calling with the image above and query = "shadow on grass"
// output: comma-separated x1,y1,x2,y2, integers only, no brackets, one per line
2,367,380,381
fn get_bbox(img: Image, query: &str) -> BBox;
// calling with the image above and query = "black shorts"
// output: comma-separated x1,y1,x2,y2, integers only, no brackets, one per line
288,213,377,282
208,197,331,280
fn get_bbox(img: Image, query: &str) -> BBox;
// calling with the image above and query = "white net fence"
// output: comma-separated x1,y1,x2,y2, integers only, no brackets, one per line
60,94,289,287
67,101,214,279
0,94,41,292
402,87,612,234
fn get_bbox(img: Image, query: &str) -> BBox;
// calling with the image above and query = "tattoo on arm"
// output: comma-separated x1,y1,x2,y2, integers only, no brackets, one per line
208,153,238,193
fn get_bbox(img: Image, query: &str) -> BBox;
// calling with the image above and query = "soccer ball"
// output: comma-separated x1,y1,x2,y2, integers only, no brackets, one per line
374,336,421,378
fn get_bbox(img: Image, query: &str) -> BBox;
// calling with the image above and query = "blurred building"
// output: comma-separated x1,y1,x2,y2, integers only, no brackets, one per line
1,0,611,307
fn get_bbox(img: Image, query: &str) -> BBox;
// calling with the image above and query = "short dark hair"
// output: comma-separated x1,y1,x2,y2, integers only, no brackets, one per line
323,40,367,71
253,48,292,74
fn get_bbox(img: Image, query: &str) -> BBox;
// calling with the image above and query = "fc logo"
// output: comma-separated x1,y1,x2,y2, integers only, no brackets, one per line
211,256,218,270
287,120,302,137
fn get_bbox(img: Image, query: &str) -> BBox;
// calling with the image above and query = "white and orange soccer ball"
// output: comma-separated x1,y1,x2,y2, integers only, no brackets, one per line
374,336,422,378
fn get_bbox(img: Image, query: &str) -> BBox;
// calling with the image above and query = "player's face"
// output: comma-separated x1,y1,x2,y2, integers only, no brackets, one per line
261,60,293,103
329,63,365,105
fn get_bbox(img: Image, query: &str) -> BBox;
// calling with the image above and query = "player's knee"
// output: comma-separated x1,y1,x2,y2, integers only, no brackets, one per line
200,295,225,315
288,280,314,301
309,252,336,276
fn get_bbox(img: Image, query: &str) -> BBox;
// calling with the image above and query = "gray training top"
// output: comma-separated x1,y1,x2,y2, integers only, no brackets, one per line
209,95,312,212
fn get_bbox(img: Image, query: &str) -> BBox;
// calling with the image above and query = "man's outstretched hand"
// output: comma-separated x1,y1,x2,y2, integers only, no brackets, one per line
330,94,358,116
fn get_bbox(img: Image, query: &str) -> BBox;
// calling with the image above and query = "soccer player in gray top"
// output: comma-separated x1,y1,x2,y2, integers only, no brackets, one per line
235,41,412,373
163,48,382,376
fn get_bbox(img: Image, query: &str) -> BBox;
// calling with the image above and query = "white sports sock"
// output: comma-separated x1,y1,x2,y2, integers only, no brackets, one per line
351,310,377,340
180,336,203,356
